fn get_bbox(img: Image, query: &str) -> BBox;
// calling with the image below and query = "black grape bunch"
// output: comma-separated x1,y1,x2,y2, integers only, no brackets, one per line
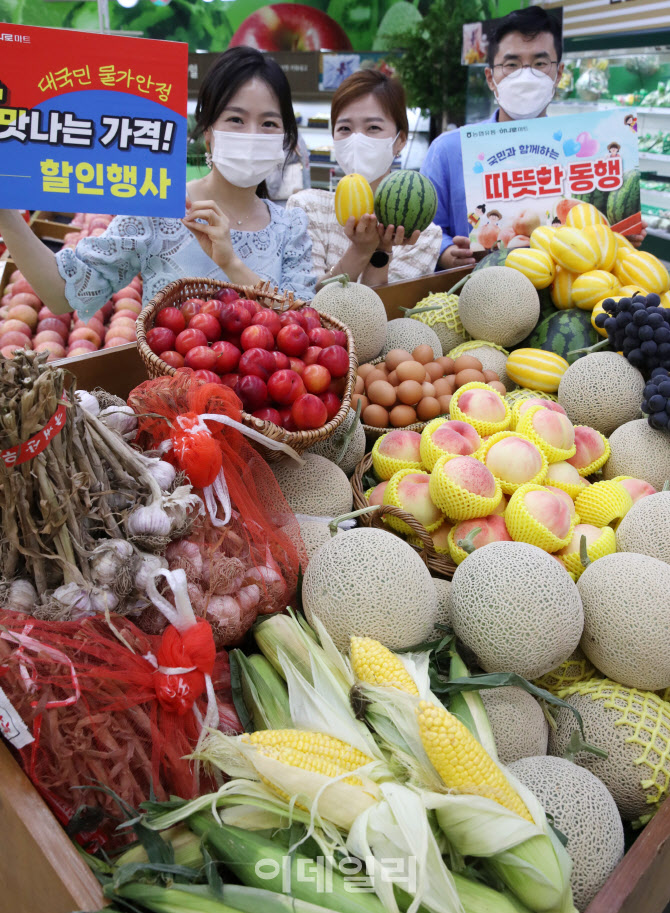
594,293,670,430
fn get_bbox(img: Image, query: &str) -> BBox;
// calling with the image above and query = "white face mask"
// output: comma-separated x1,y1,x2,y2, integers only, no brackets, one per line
211,130,286,188
333,132,398,183
492,69,557,120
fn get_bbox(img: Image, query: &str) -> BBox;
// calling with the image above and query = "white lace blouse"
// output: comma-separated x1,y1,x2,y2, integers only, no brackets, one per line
55,200,316,321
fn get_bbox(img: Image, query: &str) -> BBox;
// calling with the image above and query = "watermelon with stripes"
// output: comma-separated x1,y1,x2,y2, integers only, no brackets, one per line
373,170,438,234
518,308,598,364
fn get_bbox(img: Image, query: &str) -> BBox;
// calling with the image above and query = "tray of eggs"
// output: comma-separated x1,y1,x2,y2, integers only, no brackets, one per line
352,346,506,436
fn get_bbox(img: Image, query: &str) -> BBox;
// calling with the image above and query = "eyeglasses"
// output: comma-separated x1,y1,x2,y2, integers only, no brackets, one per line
493,61,559,77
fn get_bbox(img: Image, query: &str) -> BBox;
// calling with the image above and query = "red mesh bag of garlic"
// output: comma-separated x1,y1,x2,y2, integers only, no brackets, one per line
128,373,306,646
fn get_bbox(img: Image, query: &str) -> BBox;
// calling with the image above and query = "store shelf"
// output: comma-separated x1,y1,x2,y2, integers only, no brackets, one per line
640,152,670,176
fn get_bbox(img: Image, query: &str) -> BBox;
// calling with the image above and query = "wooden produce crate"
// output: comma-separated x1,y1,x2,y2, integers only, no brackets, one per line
373,266,471,321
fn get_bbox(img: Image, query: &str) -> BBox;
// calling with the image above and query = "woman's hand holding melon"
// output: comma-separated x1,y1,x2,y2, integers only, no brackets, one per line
343,213,381,256
376,223,421,253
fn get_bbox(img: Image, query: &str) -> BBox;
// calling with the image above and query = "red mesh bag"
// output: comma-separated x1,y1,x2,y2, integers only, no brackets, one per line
128,373,306,645
0,606,241,849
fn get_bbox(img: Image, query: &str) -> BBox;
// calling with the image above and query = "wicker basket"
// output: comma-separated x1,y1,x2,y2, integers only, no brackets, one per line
359,356,432,441
351,452,457,579
136,277,358,461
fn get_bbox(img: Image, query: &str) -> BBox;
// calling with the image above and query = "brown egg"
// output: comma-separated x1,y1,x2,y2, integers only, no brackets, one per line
424,361,443,382
453,354,483,374
358,363,376,380
489,381,508,396
422,381,436,398
437,394,452,413
395,360,426,384
376,363,389,376
436,356,455,375
397,379,423,405
482,369,500,384
354,374,365,394
390,404,417,427
385,348,413,371
455,368,486,387
351,393,369,412
412,344,434,365
362,404,389,428
387,370,399,386
416,397,442,421
368,380,397,408
433,376,455,397
364,368,387,390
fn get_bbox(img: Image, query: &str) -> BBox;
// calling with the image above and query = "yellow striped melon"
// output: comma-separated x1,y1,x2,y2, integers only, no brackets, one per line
334,173,374,226
614,250,670,295
505,249,555,289
592,295,628,337
529,225,555,257
613,232,634,252
566,202,608,229
550,228,599,274
550,266,578,310
506,348,570,394
660,291,670,309
582,224,617,272
571,270,620,311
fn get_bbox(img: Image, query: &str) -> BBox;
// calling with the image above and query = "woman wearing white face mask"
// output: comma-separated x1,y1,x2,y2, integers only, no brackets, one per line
0,48,316,320
287,70,442,289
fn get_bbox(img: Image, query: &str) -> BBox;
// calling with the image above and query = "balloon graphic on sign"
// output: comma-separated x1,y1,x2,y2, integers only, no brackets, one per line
575,132,599,157
562,138,581,157
473,161,484,173
553,131,563,141
478,153,485,160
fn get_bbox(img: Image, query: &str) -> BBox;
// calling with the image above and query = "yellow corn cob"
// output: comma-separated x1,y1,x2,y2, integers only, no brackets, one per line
350,636,419,695
245,729,373,771
416,700,532,821
256,746,365,785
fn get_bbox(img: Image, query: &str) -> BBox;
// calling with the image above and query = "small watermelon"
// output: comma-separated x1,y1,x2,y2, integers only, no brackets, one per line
474,249,509,271
576,186,610,216
374,170,438,235
606,169,641,226
518,308,598,364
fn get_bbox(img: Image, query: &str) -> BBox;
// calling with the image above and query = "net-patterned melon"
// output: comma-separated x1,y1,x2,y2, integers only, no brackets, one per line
450,541,584,679
581,225,617,272
311,274,386,364
271,453,352,517
565,202,608,229
381,318,442,359
614,250,670,296
550,228,599,273
428,577,452,639
509,756,624,911
549,679,670,819
603,419,670,491
447,340,513,390
616,492,670,565
506,349,569,394
505,249,555,289
457,267,540,347
578,553,670,691
557,353,644,436
297,518,331,562
308,407,366,477
408,292,469,354
480,686,549,764
302,527,438,650
550,266,578,310
533,647,596,697
571,270,620,311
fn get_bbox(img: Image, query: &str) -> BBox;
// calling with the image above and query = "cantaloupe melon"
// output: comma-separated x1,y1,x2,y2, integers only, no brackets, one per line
271,453,352,518
308,407,366,477
450,541,584,679
302,527,438,650
557,353,644,436
408,292,469,354
509,755,624,911
578,553,670,691
429,577,452,639
457,267,540,348
548,679,670,819
533,647,596,697
603,419,670,491
448,340,513,390
615,492,670,565
381,319,442,359
297,518,332,561
480,686,548,764
312,275,387,364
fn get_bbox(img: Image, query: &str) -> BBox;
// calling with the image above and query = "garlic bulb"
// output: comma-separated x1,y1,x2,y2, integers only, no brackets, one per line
125,503,173,538
89,586,119,614
51,582,93,619
134,552,168,592
74,389,100,416
89,539,134,586
145,459,177,491
5,578,38,614
98,405,138,440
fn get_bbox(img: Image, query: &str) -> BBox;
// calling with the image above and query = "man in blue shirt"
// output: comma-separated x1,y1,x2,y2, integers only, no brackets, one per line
421,7,563,270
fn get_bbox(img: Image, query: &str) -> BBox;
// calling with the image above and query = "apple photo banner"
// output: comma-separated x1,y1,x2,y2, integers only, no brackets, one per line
460,108,641,252
0,24,187,218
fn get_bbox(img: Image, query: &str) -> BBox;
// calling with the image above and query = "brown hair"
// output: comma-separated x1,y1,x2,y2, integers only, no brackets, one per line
331,70,409,138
